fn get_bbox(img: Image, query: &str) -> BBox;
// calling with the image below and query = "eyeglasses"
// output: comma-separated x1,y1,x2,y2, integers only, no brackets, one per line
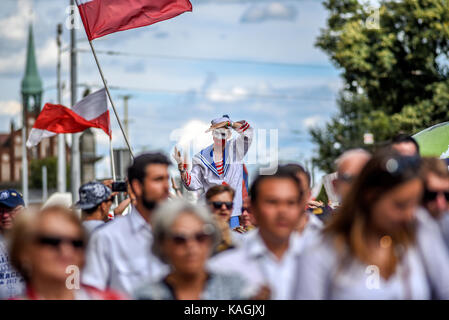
241,206,250,214
209,201,233,210
0,206,22,215
423,189,449,202
35,235,85,249
169,232,212,245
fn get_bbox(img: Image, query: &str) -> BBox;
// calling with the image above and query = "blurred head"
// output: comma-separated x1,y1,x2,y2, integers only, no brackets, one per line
282,163,312,205
0,205,24,232
77,182,114,222
391,134,420,156
334,149,371,200
81,198,114,222
128,152,171,212
420,157,449,219
238,196,255,228
152,200,221,276
210,115,232,145
250,167,305,244
326,150,423,260
0,189,25,232
205,185,235,224
10,206,86,285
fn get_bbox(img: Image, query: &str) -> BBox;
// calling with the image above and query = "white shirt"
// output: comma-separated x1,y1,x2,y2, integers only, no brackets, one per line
292,235,431,300
182,122,253,217
208,230,307,300
0,234,25,299
81,206,169,296
82,220,105,236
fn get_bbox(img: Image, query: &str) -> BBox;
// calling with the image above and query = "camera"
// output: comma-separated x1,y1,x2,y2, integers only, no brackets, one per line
111,181,127,192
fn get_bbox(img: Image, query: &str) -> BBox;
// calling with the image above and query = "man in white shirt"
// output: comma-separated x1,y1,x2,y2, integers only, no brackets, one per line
81,152,171,296
208,166,308,299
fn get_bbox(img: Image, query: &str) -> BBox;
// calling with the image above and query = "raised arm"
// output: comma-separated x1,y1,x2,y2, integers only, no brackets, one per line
231,120,254,161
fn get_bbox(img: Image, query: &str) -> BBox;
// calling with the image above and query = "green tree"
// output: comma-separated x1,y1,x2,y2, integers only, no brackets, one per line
311,0,449,173
30,157,70,190
30,157,57,189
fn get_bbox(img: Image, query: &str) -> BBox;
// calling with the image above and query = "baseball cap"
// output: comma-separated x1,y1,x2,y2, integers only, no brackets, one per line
75,182,112,210
211,114,231,125
0,189,24,208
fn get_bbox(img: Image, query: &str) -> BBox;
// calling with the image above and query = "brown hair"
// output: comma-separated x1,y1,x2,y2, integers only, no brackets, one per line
9,205,86,282
325,149,421,274
420,157,449,182
205,185,235,201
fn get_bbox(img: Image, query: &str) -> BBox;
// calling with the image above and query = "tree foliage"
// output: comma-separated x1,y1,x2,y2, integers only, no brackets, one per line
311,0,449,172
30,157,70,189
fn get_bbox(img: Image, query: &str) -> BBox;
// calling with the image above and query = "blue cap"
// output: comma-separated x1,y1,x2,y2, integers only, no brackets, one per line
0,189,25,208
75,182,112,210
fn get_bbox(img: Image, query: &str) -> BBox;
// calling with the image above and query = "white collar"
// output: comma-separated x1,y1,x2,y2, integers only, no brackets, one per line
246,230,304,260
128,206,152,233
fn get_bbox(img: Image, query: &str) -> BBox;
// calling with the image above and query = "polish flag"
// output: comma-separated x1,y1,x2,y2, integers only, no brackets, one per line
26,89,110,148
76,0,192,41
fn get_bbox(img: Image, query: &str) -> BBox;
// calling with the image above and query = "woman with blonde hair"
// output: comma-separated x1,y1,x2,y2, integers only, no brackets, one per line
9,205,123,300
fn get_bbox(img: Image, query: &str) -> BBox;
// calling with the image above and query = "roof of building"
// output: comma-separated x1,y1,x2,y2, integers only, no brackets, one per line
21,24,43,95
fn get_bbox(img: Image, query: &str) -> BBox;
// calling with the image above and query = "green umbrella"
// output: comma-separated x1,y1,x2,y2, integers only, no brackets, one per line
413,122,449,158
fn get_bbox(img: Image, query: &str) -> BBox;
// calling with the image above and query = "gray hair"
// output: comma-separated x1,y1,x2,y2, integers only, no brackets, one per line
335,148,371,169
151,199,222,263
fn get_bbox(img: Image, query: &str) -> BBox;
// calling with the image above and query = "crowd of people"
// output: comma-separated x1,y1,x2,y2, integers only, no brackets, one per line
0,133,449,300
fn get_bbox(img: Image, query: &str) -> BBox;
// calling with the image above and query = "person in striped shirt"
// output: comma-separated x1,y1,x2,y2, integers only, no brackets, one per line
174,115,254,228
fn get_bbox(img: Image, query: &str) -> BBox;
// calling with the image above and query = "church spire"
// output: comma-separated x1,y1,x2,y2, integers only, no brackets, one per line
21,24,43,114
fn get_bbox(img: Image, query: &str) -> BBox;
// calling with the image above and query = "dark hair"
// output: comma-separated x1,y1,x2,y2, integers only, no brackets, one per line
127,152,171,185
391,134,420,154
205,185,235,201
325,149,422,270
82,204,100,215
282,163,311,188
250,166,303,204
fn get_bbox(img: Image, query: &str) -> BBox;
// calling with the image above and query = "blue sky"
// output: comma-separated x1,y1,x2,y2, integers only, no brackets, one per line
0,0,342,183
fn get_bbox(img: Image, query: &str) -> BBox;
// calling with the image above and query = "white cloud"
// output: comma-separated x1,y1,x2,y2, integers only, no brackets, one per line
169,119,213,167
241,2,297,23
0,38,60,74
0,0,34,42
0,100,22,116
206,86,248,102
302,115,323,129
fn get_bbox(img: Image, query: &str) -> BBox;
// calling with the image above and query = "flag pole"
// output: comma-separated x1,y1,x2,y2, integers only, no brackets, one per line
109,137,119,207
87,39,135,159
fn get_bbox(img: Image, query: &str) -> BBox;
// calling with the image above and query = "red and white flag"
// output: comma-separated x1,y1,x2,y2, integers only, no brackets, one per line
26,89,110,148
76,0,192,41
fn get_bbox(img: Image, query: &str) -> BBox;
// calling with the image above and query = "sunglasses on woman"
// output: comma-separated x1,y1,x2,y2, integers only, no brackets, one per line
35,235,85,249
169,232,212,245
208,201,233,210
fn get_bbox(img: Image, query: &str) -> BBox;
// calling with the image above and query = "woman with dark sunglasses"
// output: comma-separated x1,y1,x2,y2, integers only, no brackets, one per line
8,206,123,300
293,149,449,299
134,199,250,300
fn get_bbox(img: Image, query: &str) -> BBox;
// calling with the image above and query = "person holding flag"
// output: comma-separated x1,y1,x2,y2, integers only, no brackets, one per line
174,115,253,228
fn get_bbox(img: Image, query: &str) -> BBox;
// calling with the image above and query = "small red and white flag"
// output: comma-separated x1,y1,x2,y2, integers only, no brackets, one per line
76,0,193,41
26,89,110,148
